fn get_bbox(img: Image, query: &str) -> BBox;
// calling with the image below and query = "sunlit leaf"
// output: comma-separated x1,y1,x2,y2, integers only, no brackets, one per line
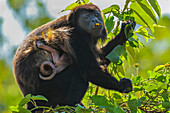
83,0,89,3
148,0,161,18
136,0,157,24
102,5,120,14
144,84,157,92
153,24,166,28
158,82,167,89
136,26,148,37
19,94,31,107
10,106,31,113
153,65,165,72
31,95,48,101
136,26,154,42
130,2,154,33
18,107,31,113
9,106,19,112
62,3,80,12
147,70,158,78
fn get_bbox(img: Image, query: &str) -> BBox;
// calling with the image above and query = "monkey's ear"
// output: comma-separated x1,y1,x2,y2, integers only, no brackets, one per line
100,25,108,41
67,10,77,26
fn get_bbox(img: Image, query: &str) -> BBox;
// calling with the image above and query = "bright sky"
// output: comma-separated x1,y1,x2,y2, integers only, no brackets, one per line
0,0,170,57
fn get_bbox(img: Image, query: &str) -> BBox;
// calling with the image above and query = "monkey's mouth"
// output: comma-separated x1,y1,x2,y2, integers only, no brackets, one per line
93,23,102,28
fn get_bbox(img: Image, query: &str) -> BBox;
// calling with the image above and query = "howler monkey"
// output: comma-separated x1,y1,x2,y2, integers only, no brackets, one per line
13,4,135,112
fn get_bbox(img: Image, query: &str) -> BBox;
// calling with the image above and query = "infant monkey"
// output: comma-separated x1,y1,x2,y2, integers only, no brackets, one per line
17,26,74,81
36,40,71,80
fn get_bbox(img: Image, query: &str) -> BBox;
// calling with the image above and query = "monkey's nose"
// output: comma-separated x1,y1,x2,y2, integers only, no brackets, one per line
92,19,97,23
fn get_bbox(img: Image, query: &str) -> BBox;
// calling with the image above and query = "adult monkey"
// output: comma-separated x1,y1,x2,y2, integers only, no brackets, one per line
13,4,135,112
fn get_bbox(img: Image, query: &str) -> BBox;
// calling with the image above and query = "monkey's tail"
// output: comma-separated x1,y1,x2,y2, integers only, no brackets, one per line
39,61,57,80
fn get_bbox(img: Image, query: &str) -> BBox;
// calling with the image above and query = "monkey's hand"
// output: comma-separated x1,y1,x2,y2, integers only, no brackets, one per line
118,78,133,93
120,20,136,40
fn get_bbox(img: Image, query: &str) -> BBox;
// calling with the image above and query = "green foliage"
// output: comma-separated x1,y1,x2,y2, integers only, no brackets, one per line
10,63,170,112
7,0,25,11
10,94,48,113
62,0,91,12
0,60,22,113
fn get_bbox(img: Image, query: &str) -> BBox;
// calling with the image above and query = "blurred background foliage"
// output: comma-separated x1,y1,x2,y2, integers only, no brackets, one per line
0,0,169,113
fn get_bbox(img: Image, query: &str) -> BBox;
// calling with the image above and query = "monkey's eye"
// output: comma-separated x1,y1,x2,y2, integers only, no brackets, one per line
94,13,99,17
83,14,89,19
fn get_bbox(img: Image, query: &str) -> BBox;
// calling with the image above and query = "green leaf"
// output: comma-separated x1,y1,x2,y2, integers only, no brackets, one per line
102,5,120,14
133,86,143,92
105,16,115,33
112,11,123,21
18,107,31,113
113,93,122,99
108,45,125,56
75,104,93,113
158,82,167,89
19,94,31,107
162,102,170,108
128,99,138,113
162,92,169,102
112,107,125,113
125,24,134,39
153,24,166,28
106,45,125,64
130,2,154,33
148,0,161,18
136,0,157,24
128,37,139,47
147,70,158,78
9,106,19,112
136,26,148,37
62,3,80,12
138,97,146,107
136,26,154,42
91,95,114,108
153,65,165,72
144,84,157,92
31,95,48,101
156,75,166,82
83,0,89,3
9,106,31,113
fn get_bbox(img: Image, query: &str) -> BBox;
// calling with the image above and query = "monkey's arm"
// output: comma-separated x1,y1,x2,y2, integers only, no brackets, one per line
101,20,136,57
87,65,132,93
99,20,136,65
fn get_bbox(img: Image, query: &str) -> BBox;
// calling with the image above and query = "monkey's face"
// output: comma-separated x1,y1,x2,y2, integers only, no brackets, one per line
78,10,104,37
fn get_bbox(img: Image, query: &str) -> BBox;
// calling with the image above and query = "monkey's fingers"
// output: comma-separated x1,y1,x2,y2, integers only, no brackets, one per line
39,61,57,80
